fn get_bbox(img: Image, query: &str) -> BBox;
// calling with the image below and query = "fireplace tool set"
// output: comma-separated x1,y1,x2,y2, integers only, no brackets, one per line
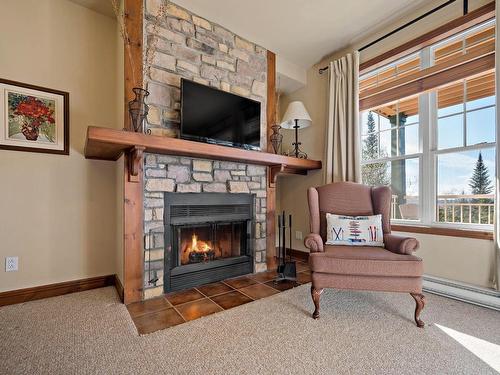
275,211,297,282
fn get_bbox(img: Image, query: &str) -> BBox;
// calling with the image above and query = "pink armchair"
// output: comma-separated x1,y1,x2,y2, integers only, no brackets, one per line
304,182,425,327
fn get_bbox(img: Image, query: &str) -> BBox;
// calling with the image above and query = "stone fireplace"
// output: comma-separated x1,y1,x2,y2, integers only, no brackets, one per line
143,154,267,299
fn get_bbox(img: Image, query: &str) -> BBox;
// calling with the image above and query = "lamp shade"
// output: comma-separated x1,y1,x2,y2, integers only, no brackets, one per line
280,101,312,129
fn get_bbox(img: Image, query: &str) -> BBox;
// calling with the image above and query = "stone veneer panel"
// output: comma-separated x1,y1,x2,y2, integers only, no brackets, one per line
144,0,268,148
143,154,268,299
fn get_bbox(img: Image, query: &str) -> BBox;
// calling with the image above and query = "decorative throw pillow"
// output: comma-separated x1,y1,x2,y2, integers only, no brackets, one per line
325,213,384,247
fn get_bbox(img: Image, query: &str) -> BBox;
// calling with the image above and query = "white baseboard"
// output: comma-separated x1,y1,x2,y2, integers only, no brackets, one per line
423,275,500,311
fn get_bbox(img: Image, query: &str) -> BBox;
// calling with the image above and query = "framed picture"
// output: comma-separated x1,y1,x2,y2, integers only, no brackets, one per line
0,78,69,155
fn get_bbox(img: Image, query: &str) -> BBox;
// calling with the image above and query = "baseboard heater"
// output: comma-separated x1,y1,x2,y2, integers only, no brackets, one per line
423,275,500,311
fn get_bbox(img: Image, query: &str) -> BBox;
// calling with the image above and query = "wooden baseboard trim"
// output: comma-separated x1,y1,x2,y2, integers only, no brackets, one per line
0,274,116,307
115,275,124,303
275,247,310,262
289,248,309,262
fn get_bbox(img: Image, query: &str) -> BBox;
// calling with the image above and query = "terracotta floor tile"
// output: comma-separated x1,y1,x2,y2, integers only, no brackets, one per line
297,272,312,284
196,282,234,297
165,288,204,306
265,279,298,292
249,270,278,283
224,276,257,289
211,290,253,310
176,298,223,321
239,283,279,300
127,297,171,318
133,307,184,335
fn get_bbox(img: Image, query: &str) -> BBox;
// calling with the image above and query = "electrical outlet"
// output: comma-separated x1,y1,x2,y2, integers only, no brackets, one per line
5,256,18,272
295,231,303,240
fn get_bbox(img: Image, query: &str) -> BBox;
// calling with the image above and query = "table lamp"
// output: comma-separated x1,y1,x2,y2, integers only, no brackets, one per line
280,101,312,159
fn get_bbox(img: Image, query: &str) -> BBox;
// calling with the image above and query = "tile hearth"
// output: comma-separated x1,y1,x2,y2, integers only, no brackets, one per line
127,260,311,335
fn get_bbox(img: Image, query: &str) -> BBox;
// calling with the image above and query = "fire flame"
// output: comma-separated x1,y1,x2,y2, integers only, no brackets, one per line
188,234,211,253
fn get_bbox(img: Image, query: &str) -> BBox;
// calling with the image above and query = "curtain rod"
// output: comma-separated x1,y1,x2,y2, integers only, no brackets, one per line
318,0,465,74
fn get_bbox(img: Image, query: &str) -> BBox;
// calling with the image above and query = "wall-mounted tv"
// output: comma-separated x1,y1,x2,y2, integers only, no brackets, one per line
180,79,261,151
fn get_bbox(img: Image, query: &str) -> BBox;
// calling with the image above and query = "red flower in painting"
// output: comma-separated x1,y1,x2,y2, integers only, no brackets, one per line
14,96,55,128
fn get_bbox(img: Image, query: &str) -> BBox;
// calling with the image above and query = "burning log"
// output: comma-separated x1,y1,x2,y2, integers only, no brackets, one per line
186,234,216,263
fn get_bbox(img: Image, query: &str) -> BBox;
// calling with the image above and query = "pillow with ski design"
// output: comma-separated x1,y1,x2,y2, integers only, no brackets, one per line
325,213,384,247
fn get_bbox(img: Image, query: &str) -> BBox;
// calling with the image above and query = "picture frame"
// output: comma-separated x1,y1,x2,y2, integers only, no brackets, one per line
0,78,69,155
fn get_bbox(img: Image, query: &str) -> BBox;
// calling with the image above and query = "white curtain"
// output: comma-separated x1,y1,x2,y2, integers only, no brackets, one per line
325,51,361,183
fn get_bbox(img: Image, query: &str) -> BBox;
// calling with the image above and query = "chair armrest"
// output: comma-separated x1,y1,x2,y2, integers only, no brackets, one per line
384,233,419,255
304,234,324,253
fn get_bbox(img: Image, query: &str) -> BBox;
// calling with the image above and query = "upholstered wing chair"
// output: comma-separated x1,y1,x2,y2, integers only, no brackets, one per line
304,182,425,327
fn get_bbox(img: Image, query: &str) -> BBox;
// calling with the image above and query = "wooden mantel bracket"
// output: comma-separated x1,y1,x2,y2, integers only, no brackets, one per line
268,164,307,188
128,146,145,183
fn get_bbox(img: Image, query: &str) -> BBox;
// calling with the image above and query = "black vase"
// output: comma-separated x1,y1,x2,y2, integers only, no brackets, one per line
128,87,150,133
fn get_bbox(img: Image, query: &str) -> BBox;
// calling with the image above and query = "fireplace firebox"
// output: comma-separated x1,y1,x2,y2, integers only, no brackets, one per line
164,193,254,292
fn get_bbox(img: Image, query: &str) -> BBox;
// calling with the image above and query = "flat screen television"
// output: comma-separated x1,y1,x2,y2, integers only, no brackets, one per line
180,79,261,151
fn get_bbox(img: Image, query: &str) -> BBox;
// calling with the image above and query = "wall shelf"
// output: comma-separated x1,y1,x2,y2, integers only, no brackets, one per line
84,126,322,175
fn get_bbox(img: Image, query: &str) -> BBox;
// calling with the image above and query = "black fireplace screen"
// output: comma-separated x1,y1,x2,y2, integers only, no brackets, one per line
174,222,245,265
164,192,254,292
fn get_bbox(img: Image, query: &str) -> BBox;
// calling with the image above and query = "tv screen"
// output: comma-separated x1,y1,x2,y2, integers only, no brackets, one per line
180,79,261,150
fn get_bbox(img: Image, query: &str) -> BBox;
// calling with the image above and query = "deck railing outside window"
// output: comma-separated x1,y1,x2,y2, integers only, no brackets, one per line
391,194,495,225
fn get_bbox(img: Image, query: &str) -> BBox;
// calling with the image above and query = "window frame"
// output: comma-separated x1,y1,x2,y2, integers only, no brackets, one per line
359,25,497,231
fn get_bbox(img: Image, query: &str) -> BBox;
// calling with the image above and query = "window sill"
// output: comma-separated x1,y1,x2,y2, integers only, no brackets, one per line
391,224,493,241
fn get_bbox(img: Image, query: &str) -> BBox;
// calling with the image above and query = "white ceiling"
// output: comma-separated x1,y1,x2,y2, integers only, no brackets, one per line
174,0,432,68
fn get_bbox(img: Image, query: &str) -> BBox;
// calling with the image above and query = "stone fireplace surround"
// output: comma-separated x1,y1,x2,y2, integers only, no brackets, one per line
141,1,270,300
143,153,267,299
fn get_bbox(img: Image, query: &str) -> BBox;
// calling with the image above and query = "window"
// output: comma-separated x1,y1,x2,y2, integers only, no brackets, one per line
434,71,496,226
359,20,496,229
361,97,421,220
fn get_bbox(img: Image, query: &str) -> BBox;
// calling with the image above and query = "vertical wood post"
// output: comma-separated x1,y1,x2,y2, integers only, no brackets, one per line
123,0,144,304
266,51,277,265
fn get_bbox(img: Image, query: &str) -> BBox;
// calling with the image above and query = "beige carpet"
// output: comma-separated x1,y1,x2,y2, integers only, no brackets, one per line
1,285,499,374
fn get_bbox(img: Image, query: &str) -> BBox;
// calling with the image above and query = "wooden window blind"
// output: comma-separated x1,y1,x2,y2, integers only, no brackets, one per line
359,2,495,112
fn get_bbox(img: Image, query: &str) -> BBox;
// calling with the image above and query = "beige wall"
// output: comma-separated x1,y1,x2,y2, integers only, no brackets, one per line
0,0,120,292
398,232,495,287
279,0,495,288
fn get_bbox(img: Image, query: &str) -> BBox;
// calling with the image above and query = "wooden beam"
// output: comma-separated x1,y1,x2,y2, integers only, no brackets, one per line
266,50,276,153
124,0,143,131
123,155,144,304
123,0,144,304
84,126,322,171
360,2,495,74
266,51,277,265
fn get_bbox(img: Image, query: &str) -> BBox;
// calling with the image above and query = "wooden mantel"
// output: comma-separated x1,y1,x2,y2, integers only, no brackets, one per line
84,126,322,183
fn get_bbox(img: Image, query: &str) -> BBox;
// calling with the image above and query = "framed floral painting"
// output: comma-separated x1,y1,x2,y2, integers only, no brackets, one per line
0,79,69,155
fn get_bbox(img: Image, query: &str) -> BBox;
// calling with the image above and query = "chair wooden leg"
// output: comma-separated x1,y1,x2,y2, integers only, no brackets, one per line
410,293,426,328
311,286,324,319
